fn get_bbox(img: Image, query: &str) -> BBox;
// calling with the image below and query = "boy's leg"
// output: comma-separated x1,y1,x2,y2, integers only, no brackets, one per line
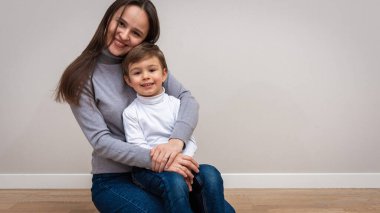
190,164,236,213
132,167,193,213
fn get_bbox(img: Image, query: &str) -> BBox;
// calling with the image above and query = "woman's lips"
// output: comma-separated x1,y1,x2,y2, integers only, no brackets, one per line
114,39,127,48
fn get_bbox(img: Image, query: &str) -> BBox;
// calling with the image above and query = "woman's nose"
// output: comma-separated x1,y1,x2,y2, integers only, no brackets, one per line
119,29,130,41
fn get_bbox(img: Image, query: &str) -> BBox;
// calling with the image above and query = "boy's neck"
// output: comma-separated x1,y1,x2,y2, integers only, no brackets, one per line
136,88,166,105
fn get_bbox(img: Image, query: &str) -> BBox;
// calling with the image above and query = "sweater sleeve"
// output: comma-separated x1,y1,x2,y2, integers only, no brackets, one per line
70,80,152,169
164,72,199,143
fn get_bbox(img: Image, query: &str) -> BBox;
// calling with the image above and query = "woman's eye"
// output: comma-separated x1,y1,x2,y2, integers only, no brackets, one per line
118,21,125,27
133,31,141,37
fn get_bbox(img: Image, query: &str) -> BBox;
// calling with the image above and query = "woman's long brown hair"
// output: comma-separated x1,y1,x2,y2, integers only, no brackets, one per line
55,0,160,105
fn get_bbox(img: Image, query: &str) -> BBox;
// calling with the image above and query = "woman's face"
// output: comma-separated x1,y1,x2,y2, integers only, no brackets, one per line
106,5,149,56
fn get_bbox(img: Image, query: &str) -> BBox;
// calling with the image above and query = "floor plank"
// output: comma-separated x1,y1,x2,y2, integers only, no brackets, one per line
0,189,379,212
224,189,380,213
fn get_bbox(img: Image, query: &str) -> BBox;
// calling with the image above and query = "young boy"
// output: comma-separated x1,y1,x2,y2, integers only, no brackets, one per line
122,42,197,213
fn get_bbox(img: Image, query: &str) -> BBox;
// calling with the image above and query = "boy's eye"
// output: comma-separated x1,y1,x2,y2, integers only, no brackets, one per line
132,71,140,75
149,69,156,72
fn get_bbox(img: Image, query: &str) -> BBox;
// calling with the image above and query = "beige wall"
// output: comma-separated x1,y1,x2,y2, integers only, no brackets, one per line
1,0,379,174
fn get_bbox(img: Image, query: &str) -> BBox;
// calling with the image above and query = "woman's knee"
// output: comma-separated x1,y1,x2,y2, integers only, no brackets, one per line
197,164,223,186
199,164,222,180
91,174,164,213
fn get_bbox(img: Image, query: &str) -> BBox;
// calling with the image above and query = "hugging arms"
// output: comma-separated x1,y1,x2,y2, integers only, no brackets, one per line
70,70,199,179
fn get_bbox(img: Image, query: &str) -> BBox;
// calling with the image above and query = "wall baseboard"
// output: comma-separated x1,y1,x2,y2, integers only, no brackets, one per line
0,173,379,189
223,173,380,188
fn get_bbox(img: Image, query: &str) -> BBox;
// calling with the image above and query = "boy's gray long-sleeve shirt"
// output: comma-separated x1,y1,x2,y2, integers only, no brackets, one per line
70,50,199,174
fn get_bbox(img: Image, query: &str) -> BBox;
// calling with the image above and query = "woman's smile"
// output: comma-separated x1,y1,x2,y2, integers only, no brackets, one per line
113,39,127,48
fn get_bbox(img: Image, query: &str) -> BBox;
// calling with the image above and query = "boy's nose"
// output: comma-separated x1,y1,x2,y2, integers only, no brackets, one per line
142,72,150,79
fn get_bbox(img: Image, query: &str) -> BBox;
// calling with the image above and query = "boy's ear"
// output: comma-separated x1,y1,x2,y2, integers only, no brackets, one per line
124,75,131,86
162,68,168,82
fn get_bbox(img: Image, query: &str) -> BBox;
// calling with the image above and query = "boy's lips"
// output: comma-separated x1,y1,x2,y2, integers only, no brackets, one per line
141,83,154,87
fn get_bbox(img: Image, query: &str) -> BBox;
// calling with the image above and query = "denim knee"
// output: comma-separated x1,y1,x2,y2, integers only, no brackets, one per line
160,172,189,195
197,164,223,187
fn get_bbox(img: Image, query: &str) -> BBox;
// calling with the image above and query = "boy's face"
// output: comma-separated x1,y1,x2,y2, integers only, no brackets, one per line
125,56,167,97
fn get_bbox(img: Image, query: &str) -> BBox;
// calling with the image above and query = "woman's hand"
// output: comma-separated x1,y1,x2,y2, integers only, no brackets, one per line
165,153,200,191
185,177,193,192
151,139,184,172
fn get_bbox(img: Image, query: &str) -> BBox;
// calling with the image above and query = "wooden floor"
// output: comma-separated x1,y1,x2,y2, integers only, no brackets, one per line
0,189,379,212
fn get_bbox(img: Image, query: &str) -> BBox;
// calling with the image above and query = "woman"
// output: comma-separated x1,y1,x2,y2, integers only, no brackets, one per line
55,0,234,212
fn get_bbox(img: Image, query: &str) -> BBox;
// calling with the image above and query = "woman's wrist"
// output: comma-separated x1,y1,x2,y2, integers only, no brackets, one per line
168,138,185,151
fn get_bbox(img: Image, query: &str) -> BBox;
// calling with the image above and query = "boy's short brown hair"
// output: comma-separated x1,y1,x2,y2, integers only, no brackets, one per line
122,42,168,77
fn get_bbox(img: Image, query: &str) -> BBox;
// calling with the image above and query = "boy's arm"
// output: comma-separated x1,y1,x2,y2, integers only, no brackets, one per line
122,106,150,149
182,136,197,157
152,73,199,172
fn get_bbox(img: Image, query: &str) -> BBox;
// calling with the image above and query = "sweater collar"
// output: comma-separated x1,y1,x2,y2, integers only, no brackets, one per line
98,48,123,64
136,88,166,105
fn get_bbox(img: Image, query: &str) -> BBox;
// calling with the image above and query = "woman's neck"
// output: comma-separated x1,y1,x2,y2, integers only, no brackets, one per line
98,48,123,64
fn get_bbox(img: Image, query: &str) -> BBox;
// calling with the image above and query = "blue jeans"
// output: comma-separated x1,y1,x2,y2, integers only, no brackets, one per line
132,164,235,213
91,165,235,213
91,173,165,212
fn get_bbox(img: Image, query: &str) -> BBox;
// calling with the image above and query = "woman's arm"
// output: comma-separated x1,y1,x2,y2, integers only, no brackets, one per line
70,81,152,169
164,72,199,142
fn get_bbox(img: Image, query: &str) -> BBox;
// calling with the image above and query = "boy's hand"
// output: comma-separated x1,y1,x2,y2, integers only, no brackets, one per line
151,139,184,172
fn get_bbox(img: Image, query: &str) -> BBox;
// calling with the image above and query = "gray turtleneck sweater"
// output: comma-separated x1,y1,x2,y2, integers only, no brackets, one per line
70,50,199,174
